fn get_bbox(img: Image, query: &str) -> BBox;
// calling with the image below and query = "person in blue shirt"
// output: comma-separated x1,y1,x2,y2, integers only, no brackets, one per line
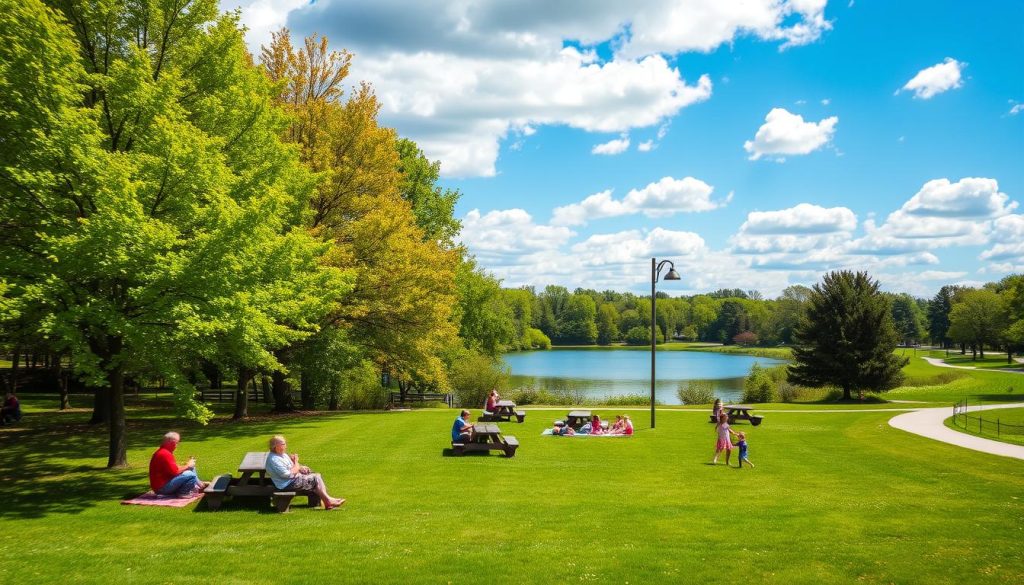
736,432,755,468
452,409,474,443
265,435,345,510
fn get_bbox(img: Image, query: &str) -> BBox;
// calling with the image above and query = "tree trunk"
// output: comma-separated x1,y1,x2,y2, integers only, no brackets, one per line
59,368,70,410
9,345,19,393
300,374,315,410
261,375,272,403
106,336,127,468
89,386,109,424
328,391,339,411
979,344,984,359
51,352,69,410
842,385,852,401
233,367,253,420
271,370,293,412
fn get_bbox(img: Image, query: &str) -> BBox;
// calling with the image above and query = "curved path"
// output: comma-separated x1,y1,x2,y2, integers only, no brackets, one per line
921,356,1024,374
888,403,1024,460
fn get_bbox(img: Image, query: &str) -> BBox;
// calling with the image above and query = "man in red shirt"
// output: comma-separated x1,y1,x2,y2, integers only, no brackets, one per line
149,432,207,496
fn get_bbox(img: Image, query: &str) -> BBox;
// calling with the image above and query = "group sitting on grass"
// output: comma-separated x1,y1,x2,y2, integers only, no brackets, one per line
1,392,21,425
552,414,633,436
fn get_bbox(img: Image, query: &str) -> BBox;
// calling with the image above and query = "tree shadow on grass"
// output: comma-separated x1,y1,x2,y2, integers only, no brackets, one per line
0,410,354,520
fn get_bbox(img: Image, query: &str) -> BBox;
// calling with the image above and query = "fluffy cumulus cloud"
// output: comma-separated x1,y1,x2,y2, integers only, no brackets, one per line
731,203,856,253
979,214,1024,263
743,108,838,161
591,135,630,155
222,0,832,177
850,178,1015,255
551,176,726,226
458,208,574,259
897,58,966,100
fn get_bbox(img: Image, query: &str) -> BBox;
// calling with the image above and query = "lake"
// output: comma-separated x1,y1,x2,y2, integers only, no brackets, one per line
504,348,786,404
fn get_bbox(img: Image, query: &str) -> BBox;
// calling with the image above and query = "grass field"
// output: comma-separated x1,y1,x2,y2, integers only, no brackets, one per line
944,406,1024,447
1,357,1023,584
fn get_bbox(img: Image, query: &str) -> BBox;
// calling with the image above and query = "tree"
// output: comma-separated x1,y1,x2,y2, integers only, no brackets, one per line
624,325,662,345
396,139,462,247
927,285,959,348
947,289,1008,360
454,259,516,358
596,303,619,345
555,294,598,344
1,1,340,466
890,293,926,345
789,271,907,400
733,331,758,346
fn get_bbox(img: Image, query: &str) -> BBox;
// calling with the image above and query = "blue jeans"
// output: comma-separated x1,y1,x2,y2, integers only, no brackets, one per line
157,469,200,496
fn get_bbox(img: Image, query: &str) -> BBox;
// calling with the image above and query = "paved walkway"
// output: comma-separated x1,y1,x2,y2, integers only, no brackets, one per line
888,403,1024,460
922,356,1024,374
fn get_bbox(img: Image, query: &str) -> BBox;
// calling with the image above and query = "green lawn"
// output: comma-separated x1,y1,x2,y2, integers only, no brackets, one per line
944,406,1024,447
1,392,1022,584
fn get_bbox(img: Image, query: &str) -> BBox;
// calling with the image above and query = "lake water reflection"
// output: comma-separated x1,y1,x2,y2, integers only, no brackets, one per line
504,348,786,405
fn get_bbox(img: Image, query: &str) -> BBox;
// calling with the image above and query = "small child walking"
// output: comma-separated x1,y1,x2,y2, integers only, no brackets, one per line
712,412,739,465
736,432,754,468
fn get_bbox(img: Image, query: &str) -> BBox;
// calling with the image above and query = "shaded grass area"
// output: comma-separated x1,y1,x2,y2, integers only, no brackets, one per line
1,400,1022,584
944,406,1024,447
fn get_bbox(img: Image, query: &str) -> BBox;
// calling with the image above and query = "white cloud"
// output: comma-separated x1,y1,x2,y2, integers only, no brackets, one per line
732,204,857,253
637,140,655,152
821,98,831,105
1009,102,1024,116
897,58,966,100
551,176,726,226
592,134,630,155
744,108,838,161
571,228,706,267
915,270,969,280
225,0,832,177
901,178,1016,218
458,208,574,259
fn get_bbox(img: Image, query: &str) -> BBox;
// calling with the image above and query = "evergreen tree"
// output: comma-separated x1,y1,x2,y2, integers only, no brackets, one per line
790,271,907,400
927,285,958,348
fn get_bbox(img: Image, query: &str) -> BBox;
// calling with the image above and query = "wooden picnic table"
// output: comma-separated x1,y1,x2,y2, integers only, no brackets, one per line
479,399,526,423
203,451,321,512
710,405,764,426
565,410,592,429
452,422,519,457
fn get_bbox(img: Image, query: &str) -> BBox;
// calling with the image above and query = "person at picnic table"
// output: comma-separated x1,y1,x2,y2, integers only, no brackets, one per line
1,392,21,424
265,435,345,510
712,412,740,465
484,389,500,414
452,409,474,442
712,398,723,422
148,431,208,496
551,420,575,436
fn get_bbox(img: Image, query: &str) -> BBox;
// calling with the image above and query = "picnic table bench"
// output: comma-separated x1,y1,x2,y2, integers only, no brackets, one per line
452,422,518,457
203,451,321,512
478,400,526,423
709,405,764,426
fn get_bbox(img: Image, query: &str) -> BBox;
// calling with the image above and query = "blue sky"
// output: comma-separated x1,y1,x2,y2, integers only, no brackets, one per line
224,0,1023,298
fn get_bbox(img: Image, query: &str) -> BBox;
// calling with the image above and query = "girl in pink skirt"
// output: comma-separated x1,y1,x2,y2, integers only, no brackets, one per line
712,412,739,465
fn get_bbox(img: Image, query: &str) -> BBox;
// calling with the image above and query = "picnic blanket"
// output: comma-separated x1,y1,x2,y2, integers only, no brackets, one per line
541,429,631,437
121,491,204,507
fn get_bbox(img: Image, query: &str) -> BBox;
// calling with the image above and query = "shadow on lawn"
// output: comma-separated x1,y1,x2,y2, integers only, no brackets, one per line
0,410,353,520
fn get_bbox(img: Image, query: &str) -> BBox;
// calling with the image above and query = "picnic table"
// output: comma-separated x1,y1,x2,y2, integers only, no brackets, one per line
709,405,764,426
479,399,526,423
565,410,592,429
452,422,519,457
203,451,321,512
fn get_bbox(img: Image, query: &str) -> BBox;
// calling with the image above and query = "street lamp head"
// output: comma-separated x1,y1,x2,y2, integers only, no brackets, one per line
664,268,681,281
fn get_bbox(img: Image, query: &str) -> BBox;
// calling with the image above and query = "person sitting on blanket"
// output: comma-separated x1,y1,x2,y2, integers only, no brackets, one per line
551,420,575,436
452,409,474,443
266,435,345,510
623,415,634,436
1,392,21,425
484,389,499,414
589,414,605,435
148,431,208,496
607,415,625,435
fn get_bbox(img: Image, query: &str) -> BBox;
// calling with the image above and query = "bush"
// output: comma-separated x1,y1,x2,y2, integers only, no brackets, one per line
677,379,716,405
524,327,551,350
742,363,777,403
600,393,654,406
334,361,389,410
448,350,509,408
733,331,758,346
623,326,663,346
777,381,800,403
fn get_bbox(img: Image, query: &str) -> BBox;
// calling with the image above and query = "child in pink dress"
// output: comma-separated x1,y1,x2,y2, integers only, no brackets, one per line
712,412,739,465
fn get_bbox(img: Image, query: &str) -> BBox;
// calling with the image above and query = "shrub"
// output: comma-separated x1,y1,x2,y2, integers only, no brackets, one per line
733,331,758,346
524,327,551,350
623,326,663,345
600,393,654,406
742,363,777,403
677,379,716,405
448,350,509,408
777,381,800,403
334,361,389,410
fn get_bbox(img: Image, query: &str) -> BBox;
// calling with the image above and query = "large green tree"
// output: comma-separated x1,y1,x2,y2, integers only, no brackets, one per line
789,271,907,400
947,289,1008,360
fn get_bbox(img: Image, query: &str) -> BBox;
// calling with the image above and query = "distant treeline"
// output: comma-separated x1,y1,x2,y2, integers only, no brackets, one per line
495,277,1024,356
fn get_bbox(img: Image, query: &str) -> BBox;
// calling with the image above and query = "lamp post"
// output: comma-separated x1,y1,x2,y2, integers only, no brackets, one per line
651,258,680,429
